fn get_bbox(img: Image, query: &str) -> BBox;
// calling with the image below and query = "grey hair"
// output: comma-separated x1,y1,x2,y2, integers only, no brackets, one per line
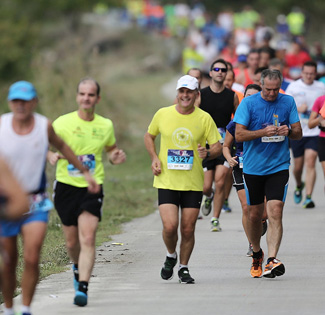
260,69,283,86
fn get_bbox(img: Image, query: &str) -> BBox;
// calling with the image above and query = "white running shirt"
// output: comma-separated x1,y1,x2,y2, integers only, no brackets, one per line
0,113,49,193
286,79,325,137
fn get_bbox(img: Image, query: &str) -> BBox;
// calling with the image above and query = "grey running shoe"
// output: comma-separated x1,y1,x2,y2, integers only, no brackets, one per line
261,220,268,236
178,268,195,284
161,255,177,280
210,218,222,232
246,243,253,257
201,192,214,216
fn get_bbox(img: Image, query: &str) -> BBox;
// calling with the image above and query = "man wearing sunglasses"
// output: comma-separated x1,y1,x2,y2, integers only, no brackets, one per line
199,59,239,231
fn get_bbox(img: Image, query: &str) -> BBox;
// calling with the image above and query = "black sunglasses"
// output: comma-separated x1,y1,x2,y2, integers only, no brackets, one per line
212,67,227,73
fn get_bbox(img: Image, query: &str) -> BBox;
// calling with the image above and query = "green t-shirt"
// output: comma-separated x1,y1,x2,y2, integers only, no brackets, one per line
53,111,116,187
148,105,221,191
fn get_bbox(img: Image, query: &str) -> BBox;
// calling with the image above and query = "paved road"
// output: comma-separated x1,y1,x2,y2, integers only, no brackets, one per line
13,160,324,315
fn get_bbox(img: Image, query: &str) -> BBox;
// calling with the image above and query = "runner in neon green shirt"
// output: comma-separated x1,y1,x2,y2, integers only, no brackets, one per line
49,77,126,307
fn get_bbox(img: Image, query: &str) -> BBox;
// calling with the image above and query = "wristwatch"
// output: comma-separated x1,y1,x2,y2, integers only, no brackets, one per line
206,150,210,158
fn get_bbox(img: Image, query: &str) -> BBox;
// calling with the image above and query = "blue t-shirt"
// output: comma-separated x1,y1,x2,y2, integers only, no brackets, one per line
233,92,299,175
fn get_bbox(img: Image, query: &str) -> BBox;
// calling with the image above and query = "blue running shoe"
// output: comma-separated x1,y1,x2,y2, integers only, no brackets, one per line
222,200,232,213
74,290,88,307
294,182,304,204
303,197,315,209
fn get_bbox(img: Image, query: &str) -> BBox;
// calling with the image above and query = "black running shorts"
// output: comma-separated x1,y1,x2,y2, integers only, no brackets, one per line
158,189,202,209
232,166,244,191
53,181,104,226
243,170,289,205
318,137,325,162
290,136,318,158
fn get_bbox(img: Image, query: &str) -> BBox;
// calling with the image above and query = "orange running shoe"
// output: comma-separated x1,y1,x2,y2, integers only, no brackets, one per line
263,258,285,278
250,250,264,278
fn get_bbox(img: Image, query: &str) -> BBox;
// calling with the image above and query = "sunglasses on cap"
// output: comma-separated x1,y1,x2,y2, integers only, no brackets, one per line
212,67,227,73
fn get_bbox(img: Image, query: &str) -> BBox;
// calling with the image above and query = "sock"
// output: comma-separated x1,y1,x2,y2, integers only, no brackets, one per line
267,257,276,264
21,305,31,314
78,281,88,294
166,251,177,259
178,264,188,270
306,194,311,199
224,199,228,205
73,264,79,281
252,248,263,258
3,308,15,315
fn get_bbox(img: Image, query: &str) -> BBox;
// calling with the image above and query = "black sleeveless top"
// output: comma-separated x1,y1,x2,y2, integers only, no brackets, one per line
200,86,235,128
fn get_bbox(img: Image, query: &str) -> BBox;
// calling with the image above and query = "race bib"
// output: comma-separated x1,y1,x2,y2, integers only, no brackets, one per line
218,128,226,144
261,136,285,142
239,156,243,169
29,192,53,213
167,149,194,170
67,154,96,177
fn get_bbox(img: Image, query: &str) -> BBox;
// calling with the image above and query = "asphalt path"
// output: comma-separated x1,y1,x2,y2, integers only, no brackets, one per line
10,159,324,315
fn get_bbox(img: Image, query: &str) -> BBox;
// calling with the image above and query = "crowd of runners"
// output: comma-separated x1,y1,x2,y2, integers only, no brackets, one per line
0,2,325,314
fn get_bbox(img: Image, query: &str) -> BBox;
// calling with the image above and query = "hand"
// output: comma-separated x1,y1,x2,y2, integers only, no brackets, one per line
110,149,126,165
263,125,278,137
197,143,207,159
83,171,100,194
47,151,64,166
227,156,238,168
319,116,325,127
151,156,161,176
277,125,289,136
298,103,308,113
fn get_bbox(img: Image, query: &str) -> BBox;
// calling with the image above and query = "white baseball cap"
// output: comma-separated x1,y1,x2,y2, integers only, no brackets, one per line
176,75,199,90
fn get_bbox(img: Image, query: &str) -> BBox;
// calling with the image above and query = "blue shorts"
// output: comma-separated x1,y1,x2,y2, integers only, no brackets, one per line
290,136,318,158
0,211,49,237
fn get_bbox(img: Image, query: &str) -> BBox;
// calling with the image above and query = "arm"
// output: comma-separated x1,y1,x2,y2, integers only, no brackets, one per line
236,121,302,142
197,142,222,160
233,93,239,111
47,122,100,193
47,151,64,166
296,103,308,113
0,158,29,220
235,123,278,142
105,144,126,165
308,110,325,129
282,121,302,140
223,130,238,168
144,132,161,176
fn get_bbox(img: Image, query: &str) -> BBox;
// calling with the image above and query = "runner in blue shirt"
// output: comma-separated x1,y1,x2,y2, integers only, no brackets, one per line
233,69,302,279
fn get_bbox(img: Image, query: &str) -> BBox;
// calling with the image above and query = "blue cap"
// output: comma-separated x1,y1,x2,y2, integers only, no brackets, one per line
238,55,247,63
8,81,37,101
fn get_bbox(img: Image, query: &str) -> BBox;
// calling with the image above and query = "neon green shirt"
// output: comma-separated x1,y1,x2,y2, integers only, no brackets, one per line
148,105,221,191
53,111,116,187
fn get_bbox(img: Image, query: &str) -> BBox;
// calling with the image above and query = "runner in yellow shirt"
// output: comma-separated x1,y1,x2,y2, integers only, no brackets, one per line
144,75,222,283
49,77,126,307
